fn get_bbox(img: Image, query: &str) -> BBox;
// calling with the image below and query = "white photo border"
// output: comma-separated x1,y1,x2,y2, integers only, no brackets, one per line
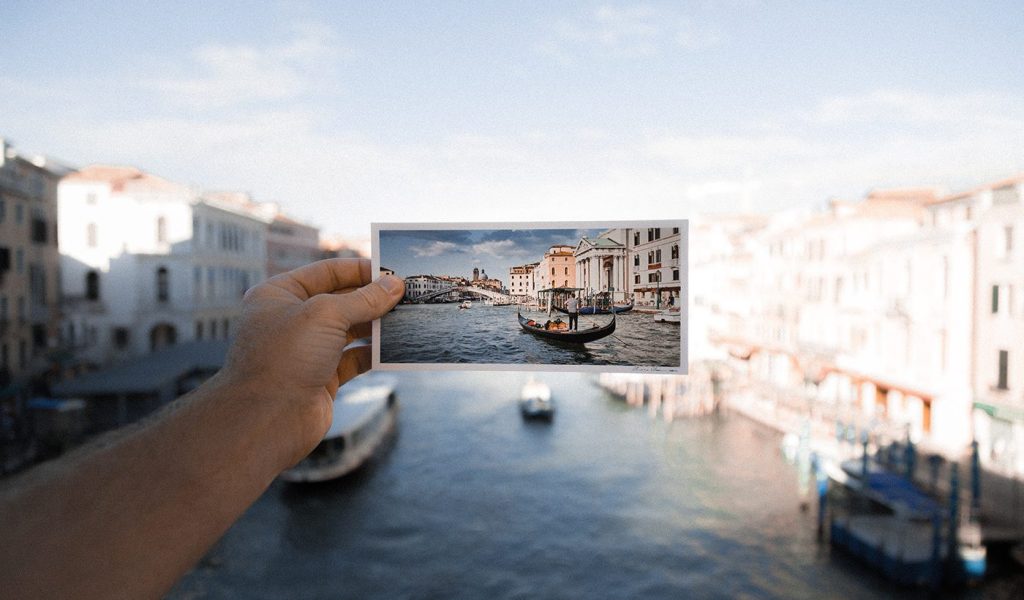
371,220,688,374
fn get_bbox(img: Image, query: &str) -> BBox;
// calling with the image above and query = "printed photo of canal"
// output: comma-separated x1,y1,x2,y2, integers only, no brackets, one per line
373,222,687,373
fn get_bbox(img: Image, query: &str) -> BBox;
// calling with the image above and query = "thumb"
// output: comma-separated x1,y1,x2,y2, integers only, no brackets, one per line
330,274,404,327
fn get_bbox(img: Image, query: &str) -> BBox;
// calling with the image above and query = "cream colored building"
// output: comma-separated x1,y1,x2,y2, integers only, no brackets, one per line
628,226,683,307
0,138,63,387
508,262,538,301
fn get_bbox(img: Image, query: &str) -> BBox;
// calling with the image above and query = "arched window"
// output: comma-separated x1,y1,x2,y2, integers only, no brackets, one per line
85,270,100,301
157,267,169,302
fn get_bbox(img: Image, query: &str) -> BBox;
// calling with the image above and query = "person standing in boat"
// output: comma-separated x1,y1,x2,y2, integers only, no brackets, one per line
566,293,579,331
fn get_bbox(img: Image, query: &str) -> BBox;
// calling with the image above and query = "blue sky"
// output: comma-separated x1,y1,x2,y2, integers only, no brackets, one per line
2,1,1022,237
380,228,602,280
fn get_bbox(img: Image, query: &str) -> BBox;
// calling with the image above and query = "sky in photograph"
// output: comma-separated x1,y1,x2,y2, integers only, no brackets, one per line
1,1,1022,238
380,228,604,280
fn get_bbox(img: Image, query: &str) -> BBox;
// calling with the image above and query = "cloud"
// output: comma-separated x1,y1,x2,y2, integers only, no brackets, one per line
144,23,345,110
538,4,723,62
471,239,522,258
412,241,460,257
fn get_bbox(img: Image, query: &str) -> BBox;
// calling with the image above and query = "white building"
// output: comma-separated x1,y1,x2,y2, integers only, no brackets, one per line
574,230,630,302
58,166,267,365
965,176,1024,475
508,262,538,301
403,275,452,301
628,226,683,307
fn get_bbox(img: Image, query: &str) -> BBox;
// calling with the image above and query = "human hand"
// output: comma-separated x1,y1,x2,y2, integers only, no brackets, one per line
220,258,404,467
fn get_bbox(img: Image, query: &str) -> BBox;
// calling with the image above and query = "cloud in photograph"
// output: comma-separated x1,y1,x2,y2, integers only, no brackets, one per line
411,240,461,257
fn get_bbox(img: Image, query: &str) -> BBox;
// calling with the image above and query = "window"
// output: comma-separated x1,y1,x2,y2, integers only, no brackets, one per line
647,250,654,265
17,296,25,323
564,267,568,275
28,264,46,305
633,231,640,245
997,350,1009,390
992,284,999,314
551,267,555,276
157,267,169,302
672,269,679,281
87,223,97,248
15,203,23,224
196,321,204,340
671,244,678,259
31,216,48,244
1003,226,1014,258
86,192,97,205
647,228,654,242
210,319,218,339
85,271,100,301
633,254,639,266
15,248,23,273
655,249,662,263
634,274,640,284
19,340,26,369
157,216,167,244
113,327,130,349
648,273,659,283
672,227,679,234
654,228,661,240
0,197,5,222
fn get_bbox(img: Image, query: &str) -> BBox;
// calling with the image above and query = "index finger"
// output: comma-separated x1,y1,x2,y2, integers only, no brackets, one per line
266,258,371,300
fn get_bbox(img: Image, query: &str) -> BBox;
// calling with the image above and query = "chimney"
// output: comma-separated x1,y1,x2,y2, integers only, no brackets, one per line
0,137,9,167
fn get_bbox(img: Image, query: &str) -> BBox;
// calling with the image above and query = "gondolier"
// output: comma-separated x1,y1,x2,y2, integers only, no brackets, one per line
566,293,579,331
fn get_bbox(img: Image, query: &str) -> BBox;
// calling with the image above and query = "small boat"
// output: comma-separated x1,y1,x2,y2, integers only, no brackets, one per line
517,309,615,344
579,301,634,315
280,373,398,483
519,379,554,421
459,300,472,309
653,307,681,323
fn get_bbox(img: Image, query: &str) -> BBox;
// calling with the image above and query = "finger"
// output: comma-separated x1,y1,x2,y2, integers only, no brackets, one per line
329,276,405,328
266,258,371,300
336,345,372,387
347,322,372,343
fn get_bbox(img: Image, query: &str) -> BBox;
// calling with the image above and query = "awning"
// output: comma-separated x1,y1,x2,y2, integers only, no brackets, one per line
974,401,1024,423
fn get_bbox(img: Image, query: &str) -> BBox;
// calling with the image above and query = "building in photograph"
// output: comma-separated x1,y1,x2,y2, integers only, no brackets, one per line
0,138,64,409
628,226,682,307
574,229,629,302
534,245,575,292
509,262,538,301
57,166,267,366
380,266,395,277
403,274,453,301
965,176,1024,475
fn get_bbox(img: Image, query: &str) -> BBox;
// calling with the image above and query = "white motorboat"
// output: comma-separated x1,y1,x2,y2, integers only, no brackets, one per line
459,300,472,309
653,307,681,323
280,373,398,483
519,378,554,421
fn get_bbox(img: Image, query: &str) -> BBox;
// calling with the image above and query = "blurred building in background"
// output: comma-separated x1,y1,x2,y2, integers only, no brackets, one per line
0,138,65,446
695,177,1024,476
265,211,322,277
57,166,268,366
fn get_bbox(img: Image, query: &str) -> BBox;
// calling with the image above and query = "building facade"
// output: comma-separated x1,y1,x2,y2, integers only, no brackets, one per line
628,226,682,307
534,245,576,292
58,166,267,365
574,230,629,302
0,138,63,391
508,263,538,301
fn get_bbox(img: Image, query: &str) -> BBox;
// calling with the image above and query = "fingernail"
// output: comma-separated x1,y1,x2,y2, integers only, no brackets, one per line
379,275,403,294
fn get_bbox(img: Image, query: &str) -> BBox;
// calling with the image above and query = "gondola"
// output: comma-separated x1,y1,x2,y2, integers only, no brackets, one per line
580,301,634,315
517,309,615,344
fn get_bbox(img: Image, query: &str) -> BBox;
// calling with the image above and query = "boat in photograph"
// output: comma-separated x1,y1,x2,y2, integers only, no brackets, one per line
459,300,472,309
579,301,634,315
519,379,554,421
280,373,398,483
653,307,681,323
517,309,616,344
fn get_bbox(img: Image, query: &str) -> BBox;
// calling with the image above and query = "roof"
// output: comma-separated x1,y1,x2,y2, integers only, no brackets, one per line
62,165,183,193
580,237,625,249
930,173,1024,205
52,341,229,397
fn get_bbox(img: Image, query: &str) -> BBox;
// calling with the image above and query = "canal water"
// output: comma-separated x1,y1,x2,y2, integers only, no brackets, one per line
171,372,1022,599
380,304,681,367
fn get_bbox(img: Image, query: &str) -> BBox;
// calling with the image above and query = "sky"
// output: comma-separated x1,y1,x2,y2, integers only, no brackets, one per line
380,228,602,280
2,1,1023,238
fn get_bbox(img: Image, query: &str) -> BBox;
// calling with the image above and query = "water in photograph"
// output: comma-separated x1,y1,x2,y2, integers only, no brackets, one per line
379,304,681,367
170,372,1023,599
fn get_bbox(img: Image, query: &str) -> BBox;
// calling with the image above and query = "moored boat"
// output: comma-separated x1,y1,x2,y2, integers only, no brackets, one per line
520,379,554,421
653,307,680,323
280,373,398,483
459,300,472,309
